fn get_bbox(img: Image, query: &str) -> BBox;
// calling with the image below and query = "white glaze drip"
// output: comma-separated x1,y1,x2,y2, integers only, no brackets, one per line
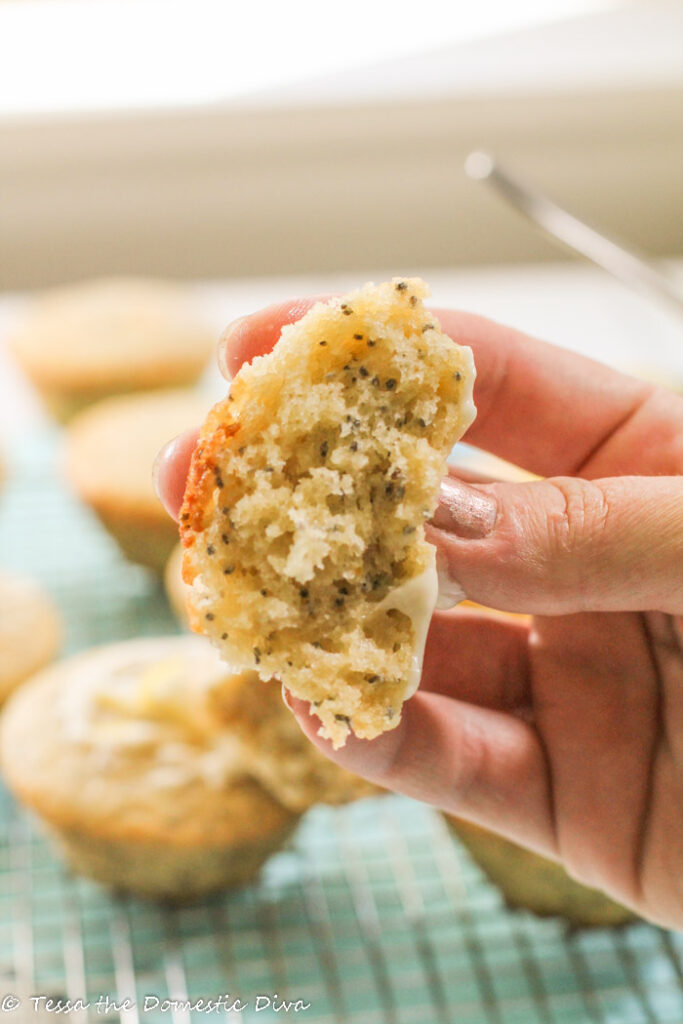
372,548,438,698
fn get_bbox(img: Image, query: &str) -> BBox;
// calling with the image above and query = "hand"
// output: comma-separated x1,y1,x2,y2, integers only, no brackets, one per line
155,298,683,929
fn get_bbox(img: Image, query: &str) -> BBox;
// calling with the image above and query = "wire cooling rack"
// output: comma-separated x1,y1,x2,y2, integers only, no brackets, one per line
1,431,682,1024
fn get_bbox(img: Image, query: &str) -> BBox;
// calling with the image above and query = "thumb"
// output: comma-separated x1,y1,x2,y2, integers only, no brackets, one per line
429,474,683,615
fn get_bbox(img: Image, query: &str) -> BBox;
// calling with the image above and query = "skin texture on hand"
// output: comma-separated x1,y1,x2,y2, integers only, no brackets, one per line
155,297,683,930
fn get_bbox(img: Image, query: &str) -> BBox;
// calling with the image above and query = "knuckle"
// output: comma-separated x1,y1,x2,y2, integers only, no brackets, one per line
546,477,611,557
540,478,613,604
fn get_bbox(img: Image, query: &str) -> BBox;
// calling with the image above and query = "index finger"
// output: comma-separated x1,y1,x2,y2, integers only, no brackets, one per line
220,297,331,378
220,299,679,478
442,309,677,478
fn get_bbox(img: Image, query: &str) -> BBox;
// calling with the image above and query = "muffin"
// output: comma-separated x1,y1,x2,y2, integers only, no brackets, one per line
163,547,376,806
208,671,378,812
0,637,302,902
180,279,476,747
8,278,215,422
0,571,62,705
446,817,636,927
65,390,208,571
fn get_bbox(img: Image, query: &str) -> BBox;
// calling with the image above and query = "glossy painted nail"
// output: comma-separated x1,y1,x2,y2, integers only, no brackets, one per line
217,317,247,379
152,427,199,520
152,437,176,501
432,477,498,539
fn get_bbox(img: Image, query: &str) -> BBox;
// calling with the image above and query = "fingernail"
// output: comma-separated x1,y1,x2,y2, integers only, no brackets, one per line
152,437,176,501
152,428,199,519
281,684,293,711
435,549,467,610
431,477,498,539
217,317,247,379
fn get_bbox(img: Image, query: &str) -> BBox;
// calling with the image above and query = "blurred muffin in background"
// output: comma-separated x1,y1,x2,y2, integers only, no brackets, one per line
209,670,379,813
1,636,376,902
163,546,378,806
64,389,207,571
444,817,636,927
8,278,215,422
0,637,300,902
0,571,62,705
164,543,190,626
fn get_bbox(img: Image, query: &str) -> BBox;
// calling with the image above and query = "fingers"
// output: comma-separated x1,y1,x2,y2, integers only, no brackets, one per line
218,297,329,378
160,299,683,571
149,310,526,522
526,610,661,893
430,474,683,615
153,298,331,519
421,609,531,711
435,309,675,478
219,298,683,478
153,428,198,521
287,691,556,858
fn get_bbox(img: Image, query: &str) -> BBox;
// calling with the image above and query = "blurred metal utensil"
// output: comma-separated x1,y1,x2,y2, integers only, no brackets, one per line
465,151,683,318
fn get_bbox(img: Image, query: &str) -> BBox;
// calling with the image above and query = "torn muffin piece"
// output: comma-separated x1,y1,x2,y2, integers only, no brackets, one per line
180,279,476,747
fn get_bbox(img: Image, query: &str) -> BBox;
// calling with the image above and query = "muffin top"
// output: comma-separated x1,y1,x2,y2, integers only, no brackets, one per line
1,636,372,842
9,278,215,391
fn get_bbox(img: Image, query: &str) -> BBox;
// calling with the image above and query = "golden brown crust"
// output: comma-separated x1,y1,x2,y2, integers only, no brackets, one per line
181,424,239,549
